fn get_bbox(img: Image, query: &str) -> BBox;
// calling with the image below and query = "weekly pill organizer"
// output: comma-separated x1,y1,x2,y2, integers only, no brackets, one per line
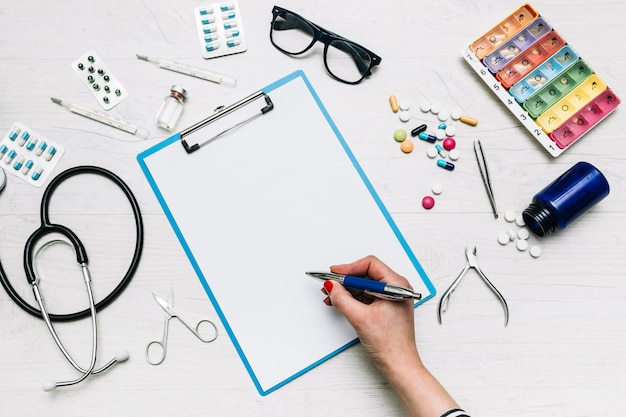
463,3,621,157
194,1,247,59
0,123,65,187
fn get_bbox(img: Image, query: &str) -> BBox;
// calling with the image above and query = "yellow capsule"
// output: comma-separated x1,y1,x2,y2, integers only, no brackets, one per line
459,115,478,126
389,94,399,113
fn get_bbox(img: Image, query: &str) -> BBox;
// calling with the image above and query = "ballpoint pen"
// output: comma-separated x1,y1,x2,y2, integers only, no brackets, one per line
50,97,149,138
306,272,422,301
136,54,237,87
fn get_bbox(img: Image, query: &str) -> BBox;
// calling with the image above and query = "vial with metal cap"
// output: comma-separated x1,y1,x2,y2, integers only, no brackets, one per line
156,85,187,131
522,161,610,237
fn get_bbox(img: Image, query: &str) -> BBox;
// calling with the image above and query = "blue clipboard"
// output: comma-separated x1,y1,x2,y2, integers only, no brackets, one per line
137,70,435,395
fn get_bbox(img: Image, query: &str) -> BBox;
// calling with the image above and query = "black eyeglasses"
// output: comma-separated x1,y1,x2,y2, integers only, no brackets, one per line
269,5,382,84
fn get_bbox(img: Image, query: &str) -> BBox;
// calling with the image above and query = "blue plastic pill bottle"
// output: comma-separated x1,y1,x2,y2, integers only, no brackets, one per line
522,161,610,237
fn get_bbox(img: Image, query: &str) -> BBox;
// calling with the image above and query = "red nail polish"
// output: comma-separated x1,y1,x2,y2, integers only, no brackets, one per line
323,280,333,293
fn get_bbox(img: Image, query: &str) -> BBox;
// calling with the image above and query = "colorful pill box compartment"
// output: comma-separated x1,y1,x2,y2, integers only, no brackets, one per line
462,3,621,157
0,122,65,187
194,1,247,59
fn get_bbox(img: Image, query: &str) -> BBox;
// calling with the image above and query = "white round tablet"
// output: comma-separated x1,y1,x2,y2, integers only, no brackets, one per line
399,111,411,122
516,239,529,251
448,149,460,160
497,233,510,245
515,214,526,227
504,210,517,222
432,182,444,195
444,125,456,136
430,102,442,114
435,129,446,140
399,100,410,111
426,147,438,158
529,245,542,258
437,110,450,122
506,229,517,240
517,228,530,240
450,108,462,120
420,101,431,113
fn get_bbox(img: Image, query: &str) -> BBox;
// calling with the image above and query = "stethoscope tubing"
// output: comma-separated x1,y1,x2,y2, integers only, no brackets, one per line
0,165,144,322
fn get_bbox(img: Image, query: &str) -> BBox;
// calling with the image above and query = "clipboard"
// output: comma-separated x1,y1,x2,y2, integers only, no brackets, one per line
137,70,436,395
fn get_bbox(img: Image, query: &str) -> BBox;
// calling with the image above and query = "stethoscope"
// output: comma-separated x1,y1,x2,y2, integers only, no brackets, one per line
0,165,144,391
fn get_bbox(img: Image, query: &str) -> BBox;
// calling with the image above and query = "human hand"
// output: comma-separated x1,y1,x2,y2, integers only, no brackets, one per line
321,255,461,417
320,255,420,373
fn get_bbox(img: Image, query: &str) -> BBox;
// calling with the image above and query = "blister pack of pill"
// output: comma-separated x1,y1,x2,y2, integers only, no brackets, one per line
194,1,247,59
71,50,128,110
0,122,65,187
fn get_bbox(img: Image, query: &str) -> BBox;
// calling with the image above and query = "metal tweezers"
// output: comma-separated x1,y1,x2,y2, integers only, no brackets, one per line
438,246,509,326
474,139,498,219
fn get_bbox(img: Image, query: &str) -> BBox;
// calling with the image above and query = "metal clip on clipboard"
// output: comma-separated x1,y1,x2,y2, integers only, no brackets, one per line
180,91,274,153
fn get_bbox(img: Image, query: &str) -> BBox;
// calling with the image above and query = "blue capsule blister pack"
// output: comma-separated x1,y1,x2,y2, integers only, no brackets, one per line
0,122,65,187
194,1,247,59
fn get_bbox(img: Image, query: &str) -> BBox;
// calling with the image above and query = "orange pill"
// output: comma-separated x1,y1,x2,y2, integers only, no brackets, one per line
459,115,478,126
389,95,399,113
400,139,414,153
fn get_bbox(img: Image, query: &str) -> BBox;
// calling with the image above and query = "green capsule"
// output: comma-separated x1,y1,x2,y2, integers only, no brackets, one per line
103,96,110,104
87,75,95,83
87,55,95,62
77,63,84,70
92,83,100,91
115,89,121,96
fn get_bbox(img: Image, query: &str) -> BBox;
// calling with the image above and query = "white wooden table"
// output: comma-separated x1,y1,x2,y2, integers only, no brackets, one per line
1,1,624,416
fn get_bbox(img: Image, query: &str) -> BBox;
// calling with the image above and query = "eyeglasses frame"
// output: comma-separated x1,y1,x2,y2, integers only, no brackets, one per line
270,5,382,84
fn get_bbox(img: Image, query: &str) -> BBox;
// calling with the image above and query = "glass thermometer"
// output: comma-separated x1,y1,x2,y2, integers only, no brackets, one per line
50,98,149,138
136,54,237,87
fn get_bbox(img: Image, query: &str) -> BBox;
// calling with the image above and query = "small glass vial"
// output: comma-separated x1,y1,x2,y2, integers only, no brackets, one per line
522,161,610,237
156,85,187,131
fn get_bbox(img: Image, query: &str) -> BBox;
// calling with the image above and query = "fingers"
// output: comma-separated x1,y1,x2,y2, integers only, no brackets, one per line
321,279,370,323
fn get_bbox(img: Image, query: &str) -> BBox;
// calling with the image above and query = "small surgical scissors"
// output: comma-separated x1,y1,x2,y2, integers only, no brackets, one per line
146,292,218,365
438,246,509,326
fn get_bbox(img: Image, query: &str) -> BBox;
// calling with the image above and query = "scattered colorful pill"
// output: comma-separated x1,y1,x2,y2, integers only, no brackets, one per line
411,124,427,137
389,95,399,113
437,159,455,171
418,132,437,143
442,137,456,151
460,115,478,126
422,195,435,209
394,129,407,142
400,140,414,153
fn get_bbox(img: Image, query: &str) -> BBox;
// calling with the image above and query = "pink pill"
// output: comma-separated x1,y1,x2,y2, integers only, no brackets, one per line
422,195,435,209
442,137,456,151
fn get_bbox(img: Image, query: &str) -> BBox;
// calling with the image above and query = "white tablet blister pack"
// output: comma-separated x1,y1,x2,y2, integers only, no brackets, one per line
71,50,128,110
194,1,247,59
0,122,65,187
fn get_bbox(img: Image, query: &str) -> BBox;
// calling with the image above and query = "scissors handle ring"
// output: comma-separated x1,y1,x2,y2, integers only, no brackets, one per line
193,319,218,343
146,317,169,365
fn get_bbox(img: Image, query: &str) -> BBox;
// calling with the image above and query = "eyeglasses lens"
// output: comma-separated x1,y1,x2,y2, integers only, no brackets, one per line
326,40,372,84
271,11,316,54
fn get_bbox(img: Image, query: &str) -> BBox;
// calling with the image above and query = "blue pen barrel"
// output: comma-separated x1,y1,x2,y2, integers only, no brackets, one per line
343,275,387,293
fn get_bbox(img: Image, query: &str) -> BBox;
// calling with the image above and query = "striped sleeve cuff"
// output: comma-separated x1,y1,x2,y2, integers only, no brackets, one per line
440,408,470,417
